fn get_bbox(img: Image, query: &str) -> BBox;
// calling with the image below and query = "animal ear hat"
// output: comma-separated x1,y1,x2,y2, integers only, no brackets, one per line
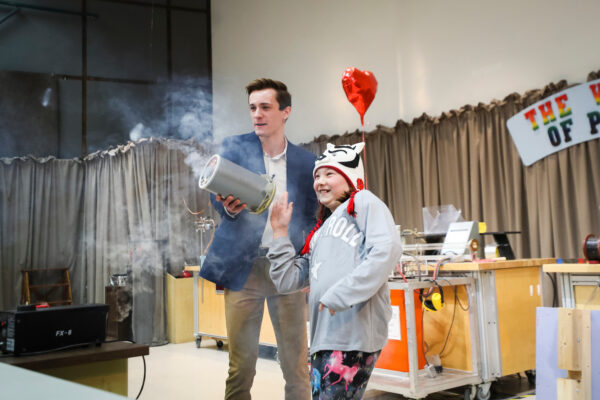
313,142,365,190
300,142,366,255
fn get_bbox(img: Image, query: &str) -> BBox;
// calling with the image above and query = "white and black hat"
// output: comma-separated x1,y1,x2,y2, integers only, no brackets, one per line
313,142,365,191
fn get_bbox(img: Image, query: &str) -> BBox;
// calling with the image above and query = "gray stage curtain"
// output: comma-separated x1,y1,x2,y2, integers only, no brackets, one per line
307,70,600,260
0,157,83,308
0,139,213,345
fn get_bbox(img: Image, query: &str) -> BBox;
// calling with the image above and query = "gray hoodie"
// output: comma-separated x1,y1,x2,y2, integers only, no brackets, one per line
268,190,402,355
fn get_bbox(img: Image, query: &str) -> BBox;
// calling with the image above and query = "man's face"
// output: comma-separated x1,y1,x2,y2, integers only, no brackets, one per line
248,88,290,140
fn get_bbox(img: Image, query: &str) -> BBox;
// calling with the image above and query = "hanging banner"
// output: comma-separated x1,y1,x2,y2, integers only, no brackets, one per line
506,78,600,166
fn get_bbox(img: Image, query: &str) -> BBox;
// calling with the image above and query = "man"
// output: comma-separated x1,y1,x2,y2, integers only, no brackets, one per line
201,79,317,399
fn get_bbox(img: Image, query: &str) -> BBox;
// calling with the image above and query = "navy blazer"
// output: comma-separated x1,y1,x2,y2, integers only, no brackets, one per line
200,132,318,290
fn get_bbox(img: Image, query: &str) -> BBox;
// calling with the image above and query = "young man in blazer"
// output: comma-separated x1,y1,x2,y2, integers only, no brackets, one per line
201,78,317,400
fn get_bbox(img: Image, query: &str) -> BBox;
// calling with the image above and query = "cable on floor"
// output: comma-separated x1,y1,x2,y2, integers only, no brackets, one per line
136,355,146,399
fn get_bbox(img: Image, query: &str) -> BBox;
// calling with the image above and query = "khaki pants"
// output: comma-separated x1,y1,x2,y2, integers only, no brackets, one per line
224,257,311,400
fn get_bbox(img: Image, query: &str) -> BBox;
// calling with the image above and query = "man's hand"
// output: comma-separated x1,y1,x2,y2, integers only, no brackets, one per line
319,303,335,316
216,194,247,215
270,192,293,239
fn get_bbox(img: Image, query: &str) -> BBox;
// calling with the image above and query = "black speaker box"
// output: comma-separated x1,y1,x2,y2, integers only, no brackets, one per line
0,304,108,355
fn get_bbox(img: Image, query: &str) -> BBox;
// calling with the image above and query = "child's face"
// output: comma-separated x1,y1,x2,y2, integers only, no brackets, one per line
313,167,351,211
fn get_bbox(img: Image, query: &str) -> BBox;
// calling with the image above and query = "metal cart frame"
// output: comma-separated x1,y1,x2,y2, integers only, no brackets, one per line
188,258,278,356
556,271,600,308
369,277,484,399
188,256,226,348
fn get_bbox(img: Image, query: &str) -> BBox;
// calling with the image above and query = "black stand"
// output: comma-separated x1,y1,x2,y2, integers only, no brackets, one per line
480,231,520,260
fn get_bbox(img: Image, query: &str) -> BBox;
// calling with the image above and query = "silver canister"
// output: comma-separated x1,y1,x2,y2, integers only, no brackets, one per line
198,154,276,214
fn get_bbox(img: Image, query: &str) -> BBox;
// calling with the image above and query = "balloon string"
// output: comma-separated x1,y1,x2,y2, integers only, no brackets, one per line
361,125,367,189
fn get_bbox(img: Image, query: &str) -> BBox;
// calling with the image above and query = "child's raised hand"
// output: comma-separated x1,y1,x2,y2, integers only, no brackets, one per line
271,191,293,238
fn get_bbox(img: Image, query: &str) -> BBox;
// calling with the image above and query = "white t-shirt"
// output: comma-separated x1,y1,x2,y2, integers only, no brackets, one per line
260,140,288,247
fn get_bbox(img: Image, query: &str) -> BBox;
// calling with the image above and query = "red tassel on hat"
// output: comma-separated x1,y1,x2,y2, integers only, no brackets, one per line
347,190,358,217
300,218,322,255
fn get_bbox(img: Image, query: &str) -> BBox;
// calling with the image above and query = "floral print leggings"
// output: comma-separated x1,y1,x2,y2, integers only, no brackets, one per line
310,349,381,399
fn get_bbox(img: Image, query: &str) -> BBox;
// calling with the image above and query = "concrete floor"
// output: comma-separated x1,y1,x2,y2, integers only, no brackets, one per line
128,340,535,399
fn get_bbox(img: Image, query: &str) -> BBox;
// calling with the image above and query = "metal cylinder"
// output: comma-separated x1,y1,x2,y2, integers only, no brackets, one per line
583,234,600,261
484,244,499,259
198,154,276,214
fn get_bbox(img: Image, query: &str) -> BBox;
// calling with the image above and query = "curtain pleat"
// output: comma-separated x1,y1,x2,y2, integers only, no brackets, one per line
306,72,600,260
3,70,600,338
0,158,83,308
0,139,212,346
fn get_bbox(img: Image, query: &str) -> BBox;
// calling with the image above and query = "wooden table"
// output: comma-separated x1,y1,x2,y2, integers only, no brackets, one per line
0,341,149,396
166,273,195,343
434,258,555,382
543,263,600,309
185,265,277,348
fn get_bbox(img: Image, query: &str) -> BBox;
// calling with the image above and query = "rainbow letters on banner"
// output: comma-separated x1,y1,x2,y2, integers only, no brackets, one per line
506,78,600,166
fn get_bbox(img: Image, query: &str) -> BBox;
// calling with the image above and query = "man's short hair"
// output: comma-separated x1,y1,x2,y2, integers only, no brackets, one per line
246,78,291,110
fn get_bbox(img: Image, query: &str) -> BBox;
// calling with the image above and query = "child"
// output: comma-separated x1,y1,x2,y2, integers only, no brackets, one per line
268,142,402,399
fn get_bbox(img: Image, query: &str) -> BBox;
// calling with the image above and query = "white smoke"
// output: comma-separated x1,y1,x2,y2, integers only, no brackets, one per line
41,87,52,108
177,112,203,139
129,123,145,141
184,151,209,180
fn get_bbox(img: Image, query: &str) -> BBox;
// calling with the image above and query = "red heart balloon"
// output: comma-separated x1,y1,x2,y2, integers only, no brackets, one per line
342,67,378,126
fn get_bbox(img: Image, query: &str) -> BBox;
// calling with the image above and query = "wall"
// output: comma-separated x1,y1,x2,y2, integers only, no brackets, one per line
3,1,598,153
0,0,210,158
211,0,600,144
